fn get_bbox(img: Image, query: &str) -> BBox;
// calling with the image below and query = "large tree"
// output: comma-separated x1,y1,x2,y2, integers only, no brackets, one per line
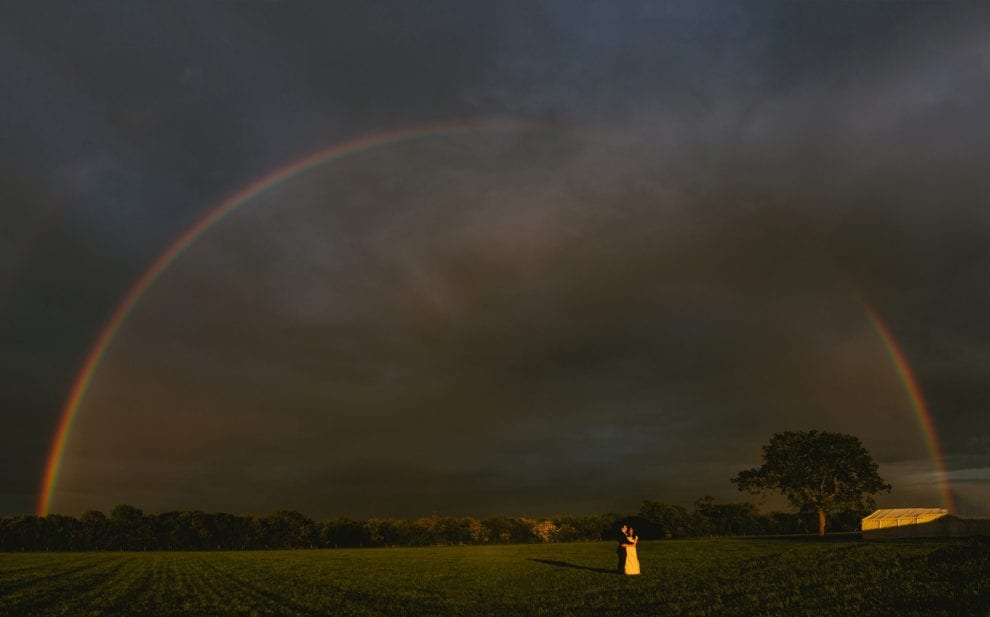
732,430,891,536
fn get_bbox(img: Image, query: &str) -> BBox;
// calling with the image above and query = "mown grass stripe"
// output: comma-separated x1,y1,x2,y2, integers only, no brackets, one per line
0,538,987,616
0,554,128,616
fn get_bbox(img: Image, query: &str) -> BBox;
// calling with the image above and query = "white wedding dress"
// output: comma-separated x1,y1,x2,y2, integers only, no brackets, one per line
624,536,640,575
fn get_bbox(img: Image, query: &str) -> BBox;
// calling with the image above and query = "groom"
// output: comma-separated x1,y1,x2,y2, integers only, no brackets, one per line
615,523,629,573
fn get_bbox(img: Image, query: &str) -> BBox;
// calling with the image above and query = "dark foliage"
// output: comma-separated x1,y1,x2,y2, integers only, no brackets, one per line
733,430,891,536
0,498,870,551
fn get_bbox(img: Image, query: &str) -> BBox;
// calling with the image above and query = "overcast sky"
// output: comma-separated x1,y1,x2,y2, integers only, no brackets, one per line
3,1,990,519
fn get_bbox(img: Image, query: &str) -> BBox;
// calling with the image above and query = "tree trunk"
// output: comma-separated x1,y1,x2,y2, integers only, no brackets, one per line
817,509,826,537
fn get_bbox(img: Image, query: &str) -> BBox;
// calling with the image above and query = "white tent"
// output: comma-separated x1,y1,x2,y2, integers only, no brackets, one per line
862,508,990,540
862,508,948,528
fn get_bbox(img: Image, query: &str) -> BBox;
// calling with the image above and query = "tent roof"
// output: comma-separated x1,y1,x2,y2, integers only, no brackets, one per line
862,508,948,520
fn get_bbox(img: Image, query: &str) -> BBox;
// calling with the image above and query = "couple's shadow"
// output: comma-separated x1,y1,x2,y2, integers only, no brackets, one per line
528,558,618,574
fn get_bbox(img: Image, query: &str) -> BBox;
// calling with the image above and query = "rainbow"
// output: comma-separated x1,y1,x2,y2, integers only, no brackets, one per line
862,302,956,513
36,119,957,516
35,117,553,516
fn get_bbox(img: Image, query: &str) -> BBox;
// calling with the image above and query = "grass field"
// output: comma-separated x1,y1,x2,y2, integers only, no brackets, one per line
1,536,988,616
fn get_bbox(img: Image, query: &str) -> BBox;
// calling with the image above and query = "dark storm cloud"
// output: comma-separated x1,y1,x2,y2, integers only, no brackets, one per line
4,1,990,516
60,123,986,516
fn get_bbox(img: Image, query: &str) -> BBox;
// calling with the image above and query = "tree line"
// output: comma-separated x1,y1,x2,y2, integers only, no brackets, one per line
4,429,888,550
0,499,868,552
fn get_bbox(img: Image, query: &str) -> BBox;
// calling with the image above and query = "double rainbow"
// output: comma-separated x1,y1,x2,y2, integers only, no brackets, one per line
35,119,955,516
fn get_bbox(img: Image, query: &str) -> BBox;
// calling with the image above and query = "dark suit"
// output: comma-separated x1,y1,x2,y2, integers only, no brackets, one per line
615,529,628,572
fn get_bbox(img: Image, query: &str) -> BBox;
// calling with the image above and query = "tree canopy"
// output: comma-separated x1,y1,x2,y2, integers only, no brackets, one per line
732,430,891,536
1,496,875,551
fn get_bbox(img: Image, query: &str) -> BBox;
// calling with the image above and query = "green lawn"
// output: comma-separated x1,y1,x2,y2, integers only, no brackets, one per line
1,537,987,616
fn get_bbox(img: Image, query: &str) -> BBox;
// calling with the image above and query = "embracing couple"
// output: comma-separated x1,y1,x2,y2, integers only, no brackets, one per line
615,523,640,575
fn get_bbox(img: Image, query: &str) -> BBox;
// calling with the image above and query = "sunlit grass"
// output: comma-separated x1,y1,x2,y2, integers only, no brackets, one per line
1,537,987,616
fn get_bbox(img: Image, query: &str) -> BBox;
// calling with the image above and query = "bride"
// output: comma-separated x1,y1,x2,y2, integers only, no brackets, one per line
624,526,640,575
